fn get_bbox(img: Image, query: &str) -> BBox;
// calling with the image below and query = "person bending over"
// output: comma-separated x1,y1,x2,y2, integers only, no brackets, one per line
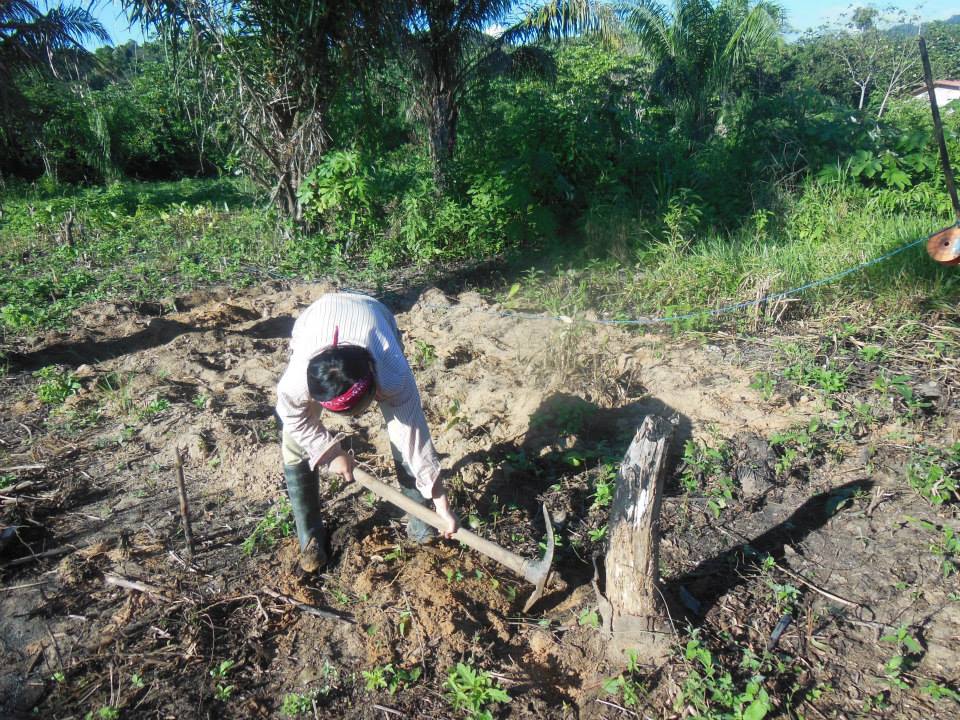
275,292,458,572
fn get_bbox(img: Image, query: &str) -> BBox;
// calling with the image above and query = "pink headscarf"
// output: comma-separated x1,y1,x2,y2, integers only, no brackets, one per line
318,325,374,412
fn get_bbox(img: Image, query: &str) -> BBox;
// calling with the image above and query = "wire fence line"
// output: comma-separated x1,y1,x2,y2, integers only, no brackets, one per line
413,236,927,328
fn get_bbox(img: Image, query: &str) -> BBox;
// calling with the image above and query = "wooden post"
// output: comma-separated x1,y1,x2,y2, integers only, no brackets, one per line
174,448,195,559
599,415,674,662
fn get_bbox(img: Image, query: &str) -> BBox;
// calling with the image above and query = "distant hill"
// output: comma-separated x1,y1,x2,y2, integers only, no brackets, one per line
888,14,960,36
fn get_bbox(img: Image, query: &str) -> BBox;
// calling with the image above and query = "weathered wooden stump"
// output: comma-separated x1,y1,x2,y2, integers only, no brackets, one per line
594,414,674,662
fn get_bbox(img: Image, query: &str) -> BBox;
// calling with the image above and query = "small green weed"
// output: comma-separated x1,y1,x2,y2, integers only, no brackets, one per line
281,692,314,717
880,625,923,690
873,372,931,417
784,360,848,395
906,444,959,506
444,567,465,584
242,497,294,554
602,650,645,708
362,664,422,695
858,345,885,362
766,581,801,614
192,392,209,409
921,680,960,702
444,662,511,720
138,396,170,420
588,525,607,542
84,708,119,720
750,372,775,401
210,659,236,701
0,474,14,490
679,439,735,516
906,516,960,578
590,464,616,509
578,608,601,629
130,672,145,689
34,366,81,404
413,340,437,368
678,633,772,720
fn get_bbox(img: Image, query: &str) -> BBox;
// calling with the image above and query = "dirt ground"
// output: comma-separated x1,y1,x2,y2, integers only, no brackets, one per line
1,281,958,719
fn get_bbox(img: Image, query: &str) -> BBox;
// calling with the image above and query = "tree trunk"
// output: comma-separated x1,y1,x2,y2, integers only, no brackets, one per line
427,90,458,194
598,415,674,662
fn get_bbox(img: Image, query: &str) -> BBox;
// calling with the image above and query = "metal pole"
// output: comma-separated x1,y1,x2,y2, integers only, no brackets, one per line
918,36,960,223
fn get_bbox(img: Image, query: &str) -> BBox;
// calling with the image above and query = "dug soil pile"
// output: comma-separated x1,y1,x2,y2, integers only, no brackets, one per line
1,281,957,718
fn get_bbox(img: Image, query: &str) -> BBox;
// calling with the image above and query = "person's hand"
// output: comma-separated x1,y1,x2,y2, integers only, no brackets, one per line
327,451,355,484
432,493,458,538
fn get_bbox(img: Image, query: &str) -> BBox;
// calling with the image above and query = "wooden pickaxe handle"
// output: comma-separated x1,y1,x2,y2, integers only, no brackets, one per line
351,467,550,588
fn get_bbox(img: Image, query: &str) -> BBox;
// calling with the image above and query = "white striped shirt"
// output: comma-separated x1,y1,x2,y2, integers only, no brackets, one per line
275,292,441,499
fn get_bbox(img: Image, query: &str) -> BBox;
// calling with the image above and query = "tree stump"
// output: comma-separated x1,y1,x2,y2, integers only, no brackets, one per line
596,414,674,662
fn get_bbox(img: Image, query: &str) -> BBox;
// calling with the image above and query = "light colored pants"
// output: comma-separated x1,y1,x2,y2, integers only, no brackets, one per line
280,427,418,491
281,428,311,468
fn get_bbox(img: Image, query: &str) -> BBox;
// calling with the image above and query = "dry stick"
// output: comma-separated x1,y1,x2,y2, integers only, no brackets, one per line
372,705,403,718
174,448,194,559
104,574,171,599
0,464,46,473
1,544,76,568
262,588,354,624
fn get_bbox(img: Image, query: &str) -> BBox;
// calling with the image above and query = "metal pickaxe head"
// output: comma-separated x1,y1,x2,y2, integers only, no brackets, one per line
521,504,555,613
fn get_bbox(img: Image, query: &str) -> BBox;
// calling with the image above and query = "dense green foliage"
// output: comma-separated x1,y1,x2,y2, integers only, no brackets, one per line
1,4,959,335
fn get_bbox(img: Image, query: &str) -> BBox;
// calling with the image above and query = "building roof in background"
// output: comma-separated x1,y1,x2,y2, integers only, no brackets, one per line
910,79,960,95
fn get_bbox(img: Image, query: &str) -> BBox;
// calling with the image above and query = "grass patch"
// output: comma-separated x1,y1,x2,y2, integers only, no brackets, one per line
499,180,957,328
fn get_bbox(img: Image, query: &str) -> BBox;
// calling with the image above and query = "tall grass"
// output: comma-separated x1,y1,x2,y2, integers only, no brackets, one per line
507,179,957,328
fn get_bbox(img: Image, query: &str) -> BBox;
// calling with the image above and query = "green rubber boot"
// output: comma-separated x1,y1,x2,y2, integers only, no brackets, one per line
283,460,328,573
401,486,436,544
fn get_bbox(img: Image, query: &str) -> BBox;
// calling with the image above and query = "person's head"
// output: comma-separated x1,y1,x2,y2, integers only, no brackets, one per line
307,345,376,417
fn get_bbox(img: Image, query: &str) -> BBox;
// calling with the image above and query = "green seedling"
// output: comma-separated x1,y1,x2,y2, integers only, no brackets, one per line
858,345,885,362
383,544,406,563
362,664,422,695
242,497,294,554
591,464,616,508
34,365,81,404
906,444,959,506
84,708,119,720
679,634,773,720
281,692,315,717
588,525,607,542
750,372,775,401
397,610,412,637
906,517,960,578
767,581,801,613
192,392,209,409
444,662,511,720
602,650,645,708
130,672,145,689
578,608,601,629
138,396,170,420
413,340,436,368
880,625,923,690
921,681,960,703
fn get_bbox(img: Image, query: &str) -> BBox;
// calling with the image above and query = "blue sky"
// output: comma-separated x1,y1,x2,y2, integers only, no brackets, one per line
86,0,959,49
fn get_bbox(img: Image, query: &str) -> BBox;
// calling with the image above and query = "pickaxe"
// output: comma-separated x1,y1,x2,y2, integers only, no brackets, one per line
352,467,555,612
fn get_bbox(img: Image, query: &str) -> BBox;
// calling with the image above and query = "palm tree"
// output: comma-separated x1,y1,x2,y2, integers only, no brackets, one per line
521,0,783,141
393,1,556,192
0,2,109,87
123,0,390,220
623,0,783,141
